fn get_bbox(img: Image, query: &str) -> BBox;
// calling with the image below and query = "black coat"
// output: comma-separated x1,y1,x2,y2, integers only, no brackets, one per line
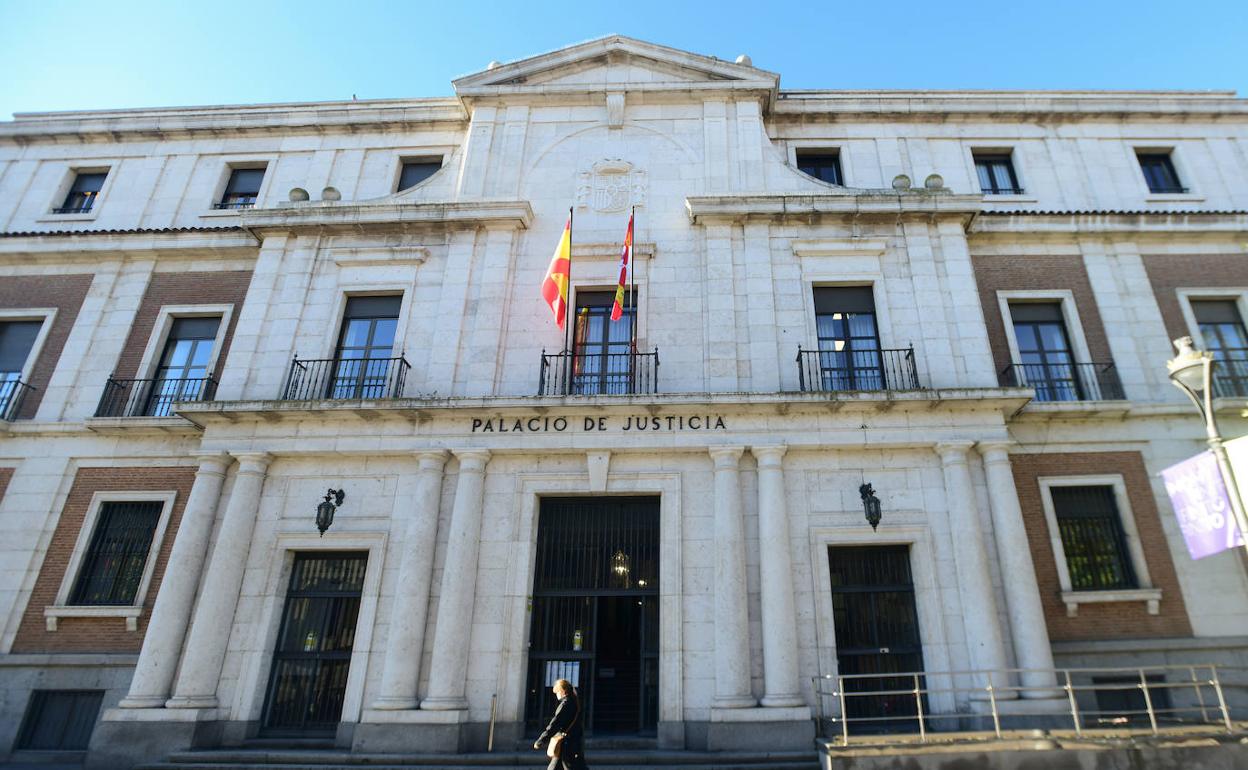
535,692,588,770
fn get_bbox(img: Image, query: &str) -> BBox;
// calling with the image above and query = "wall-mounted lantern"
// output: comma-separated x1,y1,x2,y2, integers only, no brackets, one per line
316,488,345,536
859,483,882,531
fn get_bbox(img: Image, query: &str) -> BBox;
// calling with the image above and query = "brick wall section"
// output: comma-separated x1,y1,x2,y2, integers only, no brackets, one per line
970,255,1113,382
112,270,253,382
1010,452,1192,641
1140,254,1248,343
11,466,196,653
0,274,93,418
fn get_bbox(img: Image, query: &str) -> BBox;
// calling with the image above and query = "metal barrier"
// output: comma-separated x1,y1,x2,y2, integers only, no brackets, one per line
812,664,1243,745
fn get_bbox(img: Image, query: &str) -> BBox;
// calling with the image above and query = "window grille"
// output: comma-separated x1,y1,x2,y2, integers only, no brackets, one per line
797,151,843,185
1137,152,1186,194
68,501,163,605
1050,486,1137,591
973,153,1023,194
397,160,441,191
56,172,106,213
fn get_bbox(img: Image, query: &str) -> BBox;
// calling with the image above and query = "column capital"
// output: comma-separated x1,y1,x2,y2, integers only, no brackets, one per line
452,449,490,470
230,451,272,474
750,445,787,465
935,441,974,464
976,440,1016,462
709,446,745,466
416,449,450,471
193,452,231,476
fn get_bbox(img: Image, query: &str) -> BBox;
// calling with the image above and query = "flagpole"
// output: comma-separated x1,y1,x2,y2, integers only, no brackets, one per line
629,205,637,353
564,206,574,393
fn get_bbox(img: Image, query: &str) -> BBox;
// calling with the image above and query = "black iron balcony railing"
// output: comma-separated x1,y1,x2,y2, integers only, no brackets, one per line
52,204,94,214
796,346,921,392
983,186,1026,195
96,376,218,417
0,379,36,421
282,355,410,401
212,196,256,210
539,349,659,396
1001,362,1125,402
1212,353,1248,398
1147,185,1190,195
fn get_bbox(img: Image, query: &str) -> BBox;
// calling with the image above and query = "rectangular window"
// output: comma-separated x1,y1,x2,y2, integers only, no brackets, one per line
571,291,636,395
397,159,441,191
1050,485,1138,591
17,690,104,750
1193,300,1248,397
68,501,164,606
796,151,843,186
216,167,266,209
1009,302,1081,401
973,153,1022,194
56,171,107,214
332,295,402,399
1137,152,1185,194
146,317,221,416
0,320,42,420
814,287,883,390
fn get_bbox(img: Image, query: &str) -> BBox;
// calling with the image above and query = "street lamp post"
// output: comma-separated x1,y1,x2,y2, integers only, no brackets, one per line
1166,336,1248,556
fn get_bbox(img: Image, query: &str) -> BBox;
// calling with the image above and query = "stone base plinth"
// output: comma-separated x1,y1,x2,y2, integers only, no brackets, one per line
706,705,814,750
353,708,482,753
88,707,219,770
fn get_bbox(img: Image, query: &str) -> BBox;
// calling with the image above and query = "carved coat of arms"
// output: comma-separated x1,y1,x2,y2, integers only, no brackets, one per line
576,159,647,213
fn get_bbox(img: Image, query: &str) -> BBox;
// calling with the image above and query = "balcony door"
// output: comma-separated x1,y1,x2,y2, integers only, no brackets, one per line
146,317,219,416
0,320,40,418
572,291,635,395
814,287,883,391
1193,300,1248,397
1010,303,1080,401
332,296,400,399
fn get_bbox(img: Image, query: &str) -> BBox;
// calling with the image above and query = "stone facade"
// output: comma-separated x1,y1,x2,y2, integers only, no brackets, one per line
0,36,1246,767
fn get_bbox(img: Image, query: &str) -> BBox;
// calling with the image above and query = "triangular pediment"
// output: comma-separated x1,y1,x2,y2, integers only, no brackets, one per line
453,35,778,97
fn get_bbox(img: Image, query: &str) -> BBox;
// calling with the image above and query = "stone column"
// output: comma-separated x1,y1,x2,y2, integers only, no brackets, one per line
421,450,490,711
752,446,804,708
119,453,231,708
167,452,272,709
709,447,754,709
372,451,448,710
935,442,1013,695
978,442,1061,696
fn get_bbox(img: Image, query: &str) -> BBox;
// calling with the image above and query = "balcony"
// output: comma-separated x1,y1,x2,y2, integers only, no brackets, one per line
1213,353,1248,398
95,376,219,417
0,379,36,421
796,346,922,393
538,349,659,396
1001,362,1125,402
282,355,410,401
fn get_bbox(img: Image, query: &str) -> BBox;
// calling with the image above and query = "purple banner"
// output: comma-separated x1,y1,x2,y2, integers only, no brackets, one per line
1161,451,1245,559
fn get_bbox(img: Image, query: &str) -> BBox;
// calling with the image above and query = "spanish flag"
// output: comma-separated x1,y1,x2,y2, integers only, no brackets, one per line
541,214,572,329
611,210,634,322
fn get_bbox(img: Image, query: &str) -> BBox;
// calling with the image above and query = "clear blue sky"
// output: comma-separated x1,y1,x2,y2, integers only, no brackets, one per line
1,0,1245,119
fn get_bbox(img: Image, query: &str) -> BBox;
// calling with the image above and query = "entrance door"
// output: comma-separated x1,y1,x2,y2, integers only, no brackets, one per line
261,553,366,735
525,497,659,736
828,545,924,732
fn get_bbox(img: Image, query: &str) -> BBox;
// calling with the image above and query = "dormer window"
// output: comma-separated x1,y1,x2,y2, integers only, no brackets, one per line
796,151,843,186
397,159,441,192
54,171,107,214
215,167,266,210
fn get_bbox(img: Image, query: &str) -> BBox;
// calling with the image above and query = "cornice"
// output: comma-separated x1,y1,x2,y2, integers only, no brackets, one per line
969,210,1248,235
0,227,258,259
685,191,983,225
239,199,534,235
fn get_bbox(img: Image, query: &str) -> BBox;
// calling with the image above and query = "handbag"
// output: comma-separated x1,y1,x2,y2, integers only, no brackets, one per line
546,697,580,759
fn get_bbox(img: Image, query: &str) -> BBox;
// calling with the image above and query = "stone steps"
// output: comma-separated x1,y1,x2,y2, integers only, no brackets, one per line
136,748,821,770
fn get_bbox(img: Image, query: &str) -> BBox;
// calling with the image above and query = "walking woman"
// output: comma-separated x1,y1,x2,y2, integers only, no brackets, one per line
533,678,589,770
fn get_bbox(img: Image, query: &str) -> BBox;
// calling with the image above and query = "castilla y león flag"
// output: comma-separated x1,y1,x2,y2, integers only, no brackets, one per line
541,215,572,329
611,211,634,322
